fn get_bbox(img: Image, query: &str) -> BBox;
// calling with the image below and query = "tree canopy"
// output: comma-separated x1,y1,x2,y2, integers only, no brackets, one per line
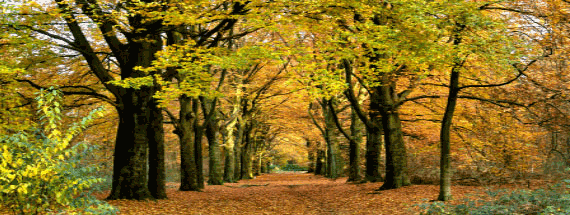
1,0,570,212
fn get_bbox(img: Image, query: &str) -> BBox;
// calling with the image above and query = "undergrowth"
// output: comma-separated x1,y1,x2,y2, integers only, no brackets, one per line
418,179,570,215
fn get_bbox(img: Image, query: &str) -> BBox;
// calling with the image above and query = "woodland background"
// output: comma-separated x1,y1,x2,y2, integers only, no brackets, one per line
1,0,570,214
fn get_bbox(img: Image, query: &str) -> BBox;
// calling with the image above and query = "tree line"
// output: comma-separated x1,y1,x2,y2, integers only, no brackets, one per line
1,0,570,203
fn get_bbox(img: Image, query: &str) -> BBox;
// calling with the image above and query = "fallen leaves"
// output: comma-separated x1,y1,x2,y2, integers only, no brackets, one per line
93,173,494,214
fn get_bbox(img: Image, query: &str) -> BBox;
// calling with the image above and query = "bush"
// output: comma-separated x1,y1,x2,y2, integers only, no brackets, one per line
418,179,570,215
281,164,308,172
0,88,118,214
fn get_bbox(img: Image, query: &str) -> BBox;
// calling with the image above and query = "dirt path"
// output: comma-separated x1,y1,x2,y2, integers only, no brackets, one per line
97,173,482,215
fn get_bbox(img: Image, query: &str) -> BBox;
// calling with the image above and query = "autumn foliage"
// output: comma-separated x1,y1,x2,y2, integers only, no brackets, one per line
1,0,570,214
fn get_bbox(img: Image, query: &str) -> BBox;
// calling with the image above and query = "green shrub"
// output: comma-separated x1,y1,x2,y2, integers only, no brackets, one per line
281,164,308,172
418,180,570,215
0,88,118,214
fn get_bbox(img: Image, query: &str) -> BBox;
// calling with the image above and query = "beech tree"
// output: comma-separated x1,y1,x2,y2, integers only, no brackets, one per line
6,0,566,207
2,0,262,199
433,1,550,201
3,0,169,199
293,1,449,189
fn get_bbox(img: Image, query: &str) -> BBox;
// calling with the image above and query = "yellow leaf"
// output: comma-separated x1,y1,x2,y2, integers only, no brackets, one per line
6,174,15,181
2,149,11,163
17,186,27,195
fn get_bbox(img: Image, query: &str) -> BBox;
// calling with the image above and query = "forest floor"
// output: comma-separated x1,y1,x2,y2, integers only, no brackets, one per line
93,172,544,215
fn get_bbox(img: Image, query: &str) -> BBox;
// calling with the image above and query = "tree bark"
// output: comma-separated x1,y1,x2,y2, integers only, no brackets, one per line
107,33,165,200
348,108,363,182
107,90,153,200
342,59,382,182
204,99,223,185
366,94,383,182
206,119,223,185
222,120,237,183
241,145,253,179
323,99,339,179
253,135,264,176
241,121,254,179
254,152,262,176
438,68,459,201
234,117,244,180
315,142,325,175
261,160,268,173
307,140,316,173
323,99,339,178
178,96,200,191
193,100,205,189
222,86,241,183
223,145,235,182
148,95,166,199
377,85,410,190
365,128,383,182
438,23,465,200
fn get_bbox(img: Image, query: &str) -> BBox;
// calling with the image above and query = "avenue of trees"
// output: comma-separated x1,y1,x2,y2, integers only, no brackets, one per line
1,0,570,210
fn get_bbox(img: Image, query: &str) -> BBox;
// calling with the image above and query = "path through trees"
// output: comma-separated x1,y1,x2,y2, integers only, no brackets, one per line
96,173,487,214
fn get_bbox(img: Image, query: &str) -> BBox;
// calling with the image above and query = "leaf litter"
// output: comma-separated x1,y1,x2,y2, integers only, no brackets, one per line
94,173,495,214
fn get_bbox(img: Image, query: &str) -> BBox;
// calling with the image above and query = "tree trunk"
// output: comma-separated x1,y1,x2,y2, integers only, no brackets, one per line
438,69,459,201
222,87,241,183
178,96,200,191
223,145,235,182
222,119,237,182
193,100,205,189
323,99,339,179
107,90,153,200
315,143,325,175
206,121,223,185
164,30,200,192
148,96,166,199
377,85,410,190
307,140,315,173
366,94,383,182
241,146,253,179
261,160,268,173
234,118,244,180
438,23,466,201
365,128,383,182
255,152,262,176
204,101,223,185
234,144,242,179
342,59,381,182
325,139,337,178
107,34,165,200
348,108,362,182
241,121,254,179
378,109,410,190
253,138,262,176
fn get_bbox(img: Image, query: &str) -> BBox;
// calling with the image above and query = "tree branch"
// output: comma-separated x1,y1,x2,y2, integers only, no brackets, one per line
308,102,326,137
342,59,371,129
54,0,120,98
327,99,352,141
16,79,116,106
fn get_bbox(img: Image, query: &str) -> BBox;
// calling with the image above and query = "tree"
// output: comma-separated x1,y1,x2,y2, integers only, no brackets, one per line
433,0,551,201
328,95,364,181
3,0,168,199
203,96,224,185
221,76,242,183
3,0,267,199
291,1,451,188
308,99,340,178
343,61,384,182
